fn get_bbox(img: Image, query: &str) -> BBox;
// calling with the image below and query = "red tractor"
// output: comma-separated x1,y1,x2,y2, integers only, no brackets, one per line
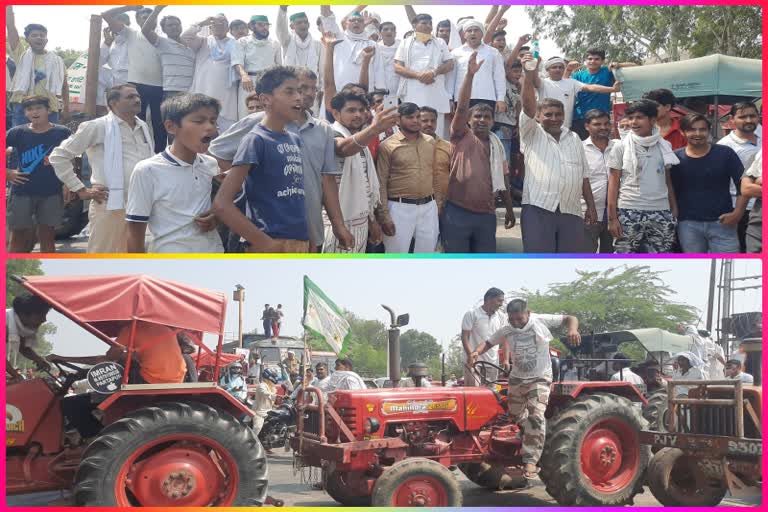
6,274,271,507
292,306,651,507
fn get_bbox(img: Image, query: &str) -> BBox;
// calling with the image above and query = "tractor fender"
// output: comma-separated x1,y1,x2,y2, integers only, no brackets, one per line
550,381,648,406
97,385,253,425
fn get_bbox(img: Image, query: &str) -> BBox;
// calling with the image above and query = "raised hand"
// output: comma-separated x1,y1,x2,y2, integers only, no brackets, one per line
467,51,484,76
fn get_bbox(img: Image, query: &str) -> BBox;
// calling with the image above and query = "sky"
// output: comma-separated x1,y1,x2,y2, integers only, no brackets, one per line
9,4,558,55
38,258,762,357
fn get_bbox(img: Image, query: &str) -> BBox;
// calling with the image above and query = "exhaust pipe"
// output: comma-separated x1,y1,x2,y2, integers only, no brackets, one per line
382,305,404,387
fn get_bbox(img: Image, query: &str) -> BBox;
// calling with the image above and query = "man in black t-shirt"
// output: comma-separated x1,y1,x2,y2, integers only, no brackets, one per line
5,95,71,253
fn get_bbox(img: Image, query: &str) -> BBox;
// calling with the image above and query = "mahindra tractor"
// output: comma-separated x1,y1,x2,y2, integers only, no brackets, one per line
641,335,762,506
6,274,272,507
291,306,652,507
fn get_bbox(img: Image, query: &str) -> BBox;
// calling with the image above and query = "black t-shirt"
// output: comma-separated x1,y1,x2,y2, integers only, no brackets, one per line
6,124,71,196
671,144,744,222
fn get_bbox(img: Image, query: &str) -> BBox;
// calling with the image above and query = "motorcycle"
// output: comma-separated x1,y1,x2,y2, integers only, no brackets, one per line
258,399,296,450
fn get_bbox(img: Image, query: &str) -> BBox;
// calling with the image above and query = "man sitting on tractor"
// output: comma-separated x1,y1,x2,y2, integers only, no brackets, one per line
609,352,644,385
724,359,754,384
6,293,53,372
471,298,581,480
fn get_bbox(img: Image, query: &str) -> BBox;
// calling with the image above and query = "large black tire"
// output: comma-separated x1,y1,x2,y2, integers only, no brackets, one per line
647,448,727,506
73,401,267,506
55,199,88,240
458,462,526,490
540,393,650,506
371,458,462,507
324,469,372,506
643,390,669,432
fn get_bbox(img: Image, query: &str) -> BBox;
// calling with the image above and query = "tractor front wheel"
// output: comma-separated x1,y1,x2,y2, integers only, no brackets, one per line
372,458,462,507
646,448,727,506
540,392,650,506
73,401,267,506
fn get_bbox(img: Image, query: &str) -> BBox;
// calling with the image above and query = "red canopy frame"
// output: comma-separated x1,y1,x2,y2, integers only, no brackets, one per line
14,274,229,383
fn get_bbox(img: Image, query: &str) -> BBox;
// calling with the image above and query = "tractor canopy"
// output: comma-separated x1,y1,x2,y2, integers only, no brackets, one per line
15,274,227,343
196,350,244,368
609,328,692,356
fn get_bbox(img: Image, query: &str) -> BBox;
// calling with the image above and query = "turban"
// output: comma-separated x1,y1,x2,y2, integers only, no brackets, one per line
544,57,566,70
461,20,484,34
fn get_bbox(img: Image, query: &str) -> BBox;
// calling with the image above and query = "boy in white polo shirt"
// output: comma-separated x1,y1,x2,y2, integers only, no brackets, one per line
126,93,223,253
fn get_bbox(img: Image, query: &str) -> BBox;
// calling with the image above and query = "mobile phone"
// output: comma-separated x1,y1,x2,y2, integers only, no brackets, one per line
384,96,397,110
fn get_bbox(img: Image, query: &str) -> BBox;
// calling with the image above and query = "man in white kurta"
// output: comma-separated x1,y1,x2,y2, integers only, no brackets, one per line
231,15,282,119
275,7,324,113
181,15,239,131
394,14,454,138
371,21,400,106
448,21,506,112
319,10,374,92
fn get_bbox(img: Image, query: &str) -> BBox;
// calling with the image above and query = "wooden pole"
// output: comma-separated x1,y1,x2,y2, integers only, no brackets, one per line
84,14,102,118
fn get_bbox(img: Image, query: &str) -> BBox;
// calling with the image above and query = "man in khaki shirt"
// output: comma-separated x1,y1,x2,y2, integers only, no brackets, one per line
376,102,439,253
418,106,452,213
50,84,153,253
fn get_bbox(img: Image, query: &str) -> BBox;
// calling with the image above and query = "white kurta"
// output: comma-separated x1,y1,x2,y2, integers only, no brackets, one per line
332,37,375,91
231,36,282,119
188,36,239,129
372,40,401,102
394,37,453,113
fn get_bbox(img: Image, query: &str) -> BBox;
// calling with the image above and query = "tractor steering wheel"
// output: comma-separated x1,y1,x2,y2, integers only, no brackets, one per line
48,360,91,395
472,360,510,386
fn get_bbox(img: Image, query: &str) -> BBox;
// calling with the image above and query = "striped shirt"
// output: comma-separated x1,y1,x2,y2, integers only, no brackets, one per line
519,111,589,216
154,37,196,92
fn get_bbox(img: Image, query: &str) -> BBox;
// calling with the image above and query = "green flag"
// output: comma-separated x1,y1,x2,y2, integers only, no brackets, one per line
302,276,351,355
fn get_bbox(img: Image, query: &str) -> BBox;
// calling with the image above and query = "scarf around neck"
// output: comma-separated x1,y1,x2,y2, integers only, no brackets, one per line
332,121,381,221
100,112,154,210
621,127,679,185
11,49,65,95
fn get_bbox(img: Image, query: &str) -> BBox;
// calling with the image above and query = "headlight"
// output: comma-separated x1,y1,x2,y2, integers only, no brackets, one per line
365,418,380,434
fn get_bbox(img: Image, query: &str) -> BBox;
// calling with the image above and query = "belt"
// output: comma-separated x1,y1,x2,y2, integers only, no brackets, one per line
388,195,434,205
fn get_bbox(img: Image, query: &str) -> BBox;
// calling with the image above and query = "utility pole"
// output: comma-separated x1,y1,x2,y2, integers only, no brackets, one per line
85,15,102,118
233,285,245,348
721,260,733,353
706,259,717,332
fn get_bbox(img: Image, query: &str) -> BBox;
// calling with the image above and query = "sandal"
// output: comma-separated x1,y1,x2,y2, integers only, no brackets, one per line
523,465,540,479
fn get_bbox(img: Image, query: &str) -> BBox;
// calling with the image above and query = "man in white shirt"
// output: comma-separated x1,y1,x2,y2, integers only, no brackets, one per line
326,357,366,391
582,109,618,253
461,287,505,387
232,15,282,120
741,149,762,253
319,9,373,95
724,359,754,384
519,53,597,254
50,84,153,253
717,102,761,252
472,298,581,480
609,353,645,386
275,7,323,112
394,14,454,138
371,21,401,108
6,293,52,371
532,56,618,130
449,20,506,115
252,368,278,437
102,6,166,153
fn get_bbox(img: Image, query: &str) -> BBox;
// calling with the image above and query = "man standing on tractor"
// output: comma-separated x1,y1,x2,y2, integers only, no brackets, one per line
471,298,581,480
6,293,52,371
461,287,505,387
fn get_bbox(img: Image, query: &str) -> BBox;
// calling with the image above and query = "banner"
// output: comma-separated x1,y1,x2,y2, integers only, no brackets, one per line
302,276,350,355
67,53,88,104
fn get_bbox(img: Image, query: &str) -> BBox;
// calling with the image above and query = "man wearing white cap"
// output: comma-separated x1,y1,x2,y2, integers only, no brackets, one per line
448,20,506,116
531,56,618,129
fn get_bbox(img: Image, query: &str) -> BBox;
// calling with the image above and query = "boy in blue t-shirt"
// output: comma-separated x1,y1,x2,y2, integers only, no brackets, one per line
213,66,309,253
5,96,71,253
569,48,636,140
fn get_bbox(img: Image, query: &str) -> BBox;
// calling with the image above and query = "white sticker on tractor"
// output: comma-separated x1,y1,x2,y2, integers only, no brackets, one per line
6,404,24,433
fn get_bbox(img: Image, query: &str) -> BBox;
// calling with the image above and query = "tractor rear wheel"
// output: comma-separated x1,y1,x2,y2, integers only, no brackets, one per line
643,390,669,432
372,458,462,507
324,469,372,506
458,462,526,490
540,392,650,506
647,448,727,506
73,401,267,506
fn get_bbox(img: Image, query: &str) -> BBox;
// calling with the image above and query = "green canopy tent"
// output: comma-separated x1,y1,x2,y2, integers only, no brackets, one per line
615,54,761,136
616,54,762,103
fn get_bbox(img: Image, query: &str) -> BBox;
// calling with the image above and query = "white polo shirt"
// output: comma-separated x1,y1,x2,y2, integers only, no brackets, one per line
520,111,589,217
717,132,761,209
126,149,224,253
462,305,505,365
489,313,565,381
582,138,619,221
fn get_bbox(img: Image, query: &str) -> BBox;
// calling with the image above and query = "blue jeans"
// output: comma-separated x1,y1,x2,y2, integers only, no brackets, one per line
678,220,739,253
13,103,59,126
493,127,513,161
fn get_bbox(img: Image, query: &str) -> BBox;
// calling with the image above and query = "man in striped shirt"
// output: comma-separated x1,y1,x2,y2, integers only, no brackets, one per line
519,53,597,254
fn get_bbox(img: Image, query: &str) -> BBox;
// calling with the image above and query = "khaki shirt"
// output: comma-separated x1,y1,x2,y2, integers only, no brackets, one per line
376,131,436,224
433,137,452,212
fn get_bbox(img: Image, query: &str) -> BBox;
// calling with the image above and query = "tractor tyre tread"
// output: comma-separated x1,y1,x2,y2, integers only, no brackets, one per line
73,401,267,506
647,447,727,506
371,458,462,507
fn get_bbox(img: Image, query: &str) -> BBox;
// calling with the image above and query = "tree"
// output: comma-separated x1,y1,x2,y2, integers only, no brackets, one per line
525,6,761,62
337,312,389,377
6,260,55,368
54,47,82,68
399,329,442,368
510,265,698,353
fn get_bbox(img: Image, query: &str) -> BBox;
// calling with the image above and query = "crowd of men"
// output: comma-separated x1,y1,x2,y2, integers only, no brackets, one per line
5,5,762,254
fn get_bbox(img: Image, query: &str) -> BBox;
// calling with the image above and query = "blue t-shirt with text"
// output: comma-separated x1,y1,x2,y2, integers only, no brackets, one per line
572,66,615,120
232,124,308,241
5,124,71,196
